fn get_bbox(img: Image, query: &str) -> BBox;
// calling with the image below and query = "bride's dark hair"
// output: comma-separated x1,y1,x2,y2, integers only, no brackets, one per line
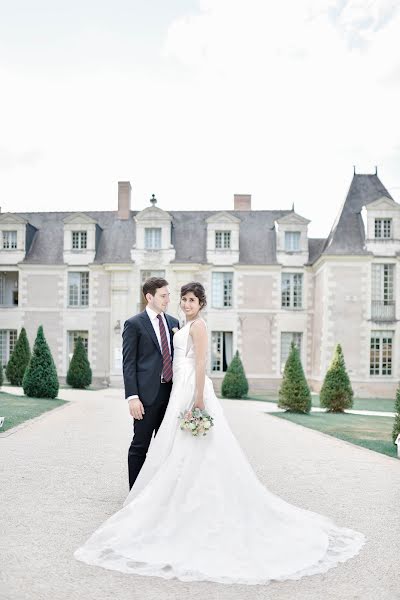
180,281,207,309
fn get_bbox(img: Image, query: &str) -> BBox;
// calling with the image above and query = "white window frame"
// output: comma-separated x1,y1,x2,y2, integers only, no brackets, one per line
280,332,302,372
68,272,89,307
374,218,392,239
211,331,233,372
281,273,303,309
72,231,87,250
144,228,162,250
284,231,300,251
215,230,231,249
212,272,233,308
370,331,393,376
0,329,18,367
2,231,17,250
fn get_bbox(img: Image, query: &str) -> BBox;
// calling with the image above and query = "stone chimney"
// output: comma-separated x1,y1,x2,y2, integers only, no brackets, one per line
118,181,131,219
234,194,251,211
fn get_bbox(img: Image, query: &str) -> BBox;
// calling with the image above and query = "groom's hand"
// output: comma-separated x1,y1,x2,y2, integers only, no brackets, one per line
129,398,145,420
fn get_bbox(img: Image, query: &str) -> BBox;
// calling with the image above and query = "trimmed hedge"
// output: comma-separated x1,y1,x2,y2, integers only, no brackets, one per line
66,336,92,389
221,351,249,399
392,385,400,445
278,342,311,413
320,344,353,413
22,325,59,399
5,327,31,386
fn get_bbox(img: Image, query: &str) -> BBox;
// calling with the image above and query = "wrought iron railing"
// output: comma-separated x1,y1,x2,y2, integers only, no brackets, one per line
371,300,396,321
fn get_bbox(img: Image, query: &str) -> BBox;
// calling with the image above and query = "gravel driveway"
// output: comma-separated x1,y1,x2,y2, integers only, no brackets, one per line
1,387,398,600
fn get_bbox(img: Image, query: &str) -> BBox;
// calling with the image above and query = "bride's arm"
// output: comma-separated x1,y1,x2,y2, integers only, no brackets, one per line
190,320,208,410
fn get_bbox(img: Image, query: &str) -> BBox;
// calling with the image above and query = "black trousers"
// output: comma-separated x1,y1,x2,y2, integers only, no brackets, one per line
128,381,172,490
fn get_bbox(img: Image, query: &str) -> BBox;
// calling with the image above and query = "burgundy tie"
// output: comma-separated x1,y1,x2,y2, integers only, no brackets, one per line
157,314,173,382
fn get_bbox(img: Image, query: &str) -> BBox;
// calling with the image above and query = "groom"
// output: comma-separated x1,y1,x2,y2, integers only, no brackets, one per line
122,277,179,489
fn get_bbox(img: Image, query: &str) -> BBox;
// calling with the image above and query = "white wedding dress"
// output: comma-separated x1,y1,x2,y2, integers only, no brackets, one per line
74,320,365,585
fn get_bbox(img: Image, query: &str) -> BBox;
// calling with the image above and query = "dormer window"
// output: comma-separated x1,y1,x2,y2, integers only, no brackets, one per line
145,227,161,250
3,231,17,250
215,231,231,249
284,231,300,251
72,231,87,249
374,218,392,239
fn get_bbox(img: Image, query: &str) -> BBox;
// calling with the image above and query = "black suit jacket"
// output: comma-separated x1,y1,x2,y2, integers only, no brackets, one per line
122,310,179,406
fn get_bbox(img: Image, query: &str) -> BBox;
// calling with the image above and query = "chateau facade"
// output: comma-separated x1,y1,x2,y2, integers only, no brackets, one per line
1,173,399,398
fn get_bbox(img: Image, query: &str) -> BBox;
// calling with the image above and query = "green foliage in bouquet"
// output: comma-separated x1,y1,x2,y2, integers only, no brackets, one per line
221,350,249,399
66,336,92,389
5,327,31,386
320,344,353,413
22,325,59,399
278,342,311,413
392,385,400,445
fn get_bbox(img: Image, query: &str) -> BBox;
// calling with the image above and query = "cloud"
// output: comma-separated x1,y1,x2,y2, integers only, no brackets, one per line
0,148,42,171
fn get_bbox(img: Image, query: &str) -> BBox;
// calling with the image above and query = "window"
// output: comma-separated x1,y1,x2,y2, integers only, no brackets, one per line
0,273,19,306
68,272,89,307
284,231,300,251
68,331,89,363
139,270,166,311
211,331,233,371
215,231,231,249
0,329,17,367
374,218,392,239
72,231,87,249
2,231,17,250
371,264,395,320
370,331,393,376
145,228,161,250
212,272,233,308
281,273,303,308
280,332,302,372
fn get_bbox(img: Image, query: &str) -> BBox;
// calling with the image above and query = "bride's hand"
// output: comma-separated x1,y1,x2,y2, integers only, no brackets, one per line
193,396,205,411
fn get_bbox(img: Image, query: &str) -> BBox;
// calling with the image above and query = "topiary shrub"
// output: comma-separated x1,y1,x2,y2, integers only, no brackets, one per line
320,344,353,413
5,327,31,386
392,385,400,445
278,342,311,413
22,325,59,399
66,336,92,389
221,351,249,399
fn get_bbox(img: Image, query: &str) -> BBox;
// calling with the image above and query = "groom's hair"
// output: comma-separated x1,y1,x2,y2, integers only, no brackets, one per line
142,277,169,299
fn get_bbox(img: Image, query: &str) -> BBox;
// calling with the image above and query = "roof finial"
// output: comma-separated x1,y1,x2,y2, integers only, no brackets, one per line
150,194,157,206
291,202,295,212
353,165,356,175
375,165,378,175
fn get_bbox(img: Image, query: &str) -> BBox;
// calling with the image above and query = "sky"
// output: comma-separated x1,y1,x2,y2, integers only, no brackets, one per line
1,0,400,238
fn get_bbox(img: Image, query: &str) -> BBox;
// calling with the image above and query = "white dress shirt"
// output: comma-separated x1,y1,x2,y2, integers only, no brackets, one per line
127,307,171,402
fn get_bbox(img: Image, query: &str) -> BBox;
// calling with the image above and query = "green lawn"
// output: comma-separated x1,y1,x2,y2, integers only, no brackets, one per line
247,392,395,413
268,411,397,458
0,391,68,432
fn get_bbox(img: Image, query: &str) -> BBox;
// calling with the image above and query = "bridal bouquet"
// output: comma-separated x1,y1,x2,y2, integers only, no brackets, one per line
178,407,214,437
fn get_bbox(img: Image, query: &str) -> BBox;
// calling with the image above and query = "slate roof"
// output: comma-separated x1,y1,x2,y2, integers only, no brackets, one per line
320,173,393,257
11,174,392,266
14,208,297,265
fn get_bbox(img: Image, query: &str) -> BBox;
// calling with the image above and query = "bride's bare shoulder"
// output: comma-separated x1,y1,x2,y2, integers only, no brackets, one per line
189,318,207,335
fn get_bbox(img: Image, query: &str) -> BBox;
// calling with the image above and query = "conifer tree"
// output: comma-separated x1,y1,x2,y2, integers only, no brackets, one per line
320,344,353,412
221,351,249,399
392,385,400,445
5,327,31,386
278,342,311,413
66,336,92,389
22,325,59,399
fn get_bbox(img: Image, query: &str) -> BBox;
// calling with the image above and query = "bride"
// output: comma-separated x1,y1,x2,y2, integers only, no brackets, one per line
74,281,365,585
